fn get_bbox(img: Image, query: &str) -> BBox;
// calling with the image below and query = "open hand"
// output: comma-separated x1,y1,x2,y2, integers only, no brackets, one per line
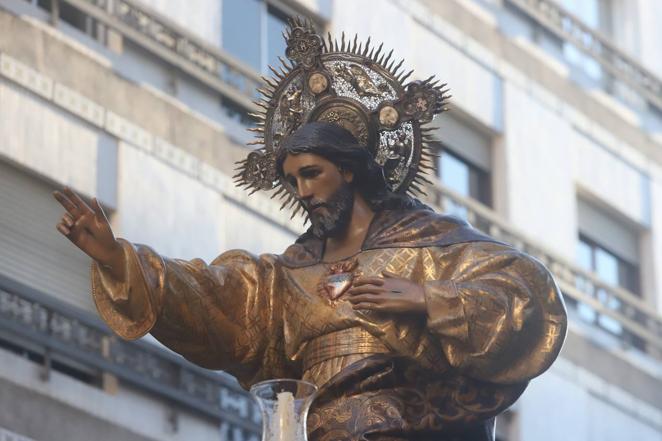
347,270,426,314
53,187,124,279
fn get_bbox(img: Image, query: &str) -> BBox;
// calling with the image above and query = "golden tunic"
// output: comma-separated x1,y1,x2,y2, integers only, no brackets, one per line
91,209,566,440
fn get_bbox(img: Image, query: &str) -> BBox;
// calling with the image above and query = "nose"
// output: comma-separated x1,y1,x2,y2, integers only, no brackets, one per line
296,179,314,202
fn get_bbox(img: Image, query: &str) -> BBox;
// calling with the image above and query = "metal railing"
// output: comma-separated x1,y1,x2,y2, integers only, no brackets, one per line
0,275,261,439
425,183,662,357
54,0,263,113
505,0,662,111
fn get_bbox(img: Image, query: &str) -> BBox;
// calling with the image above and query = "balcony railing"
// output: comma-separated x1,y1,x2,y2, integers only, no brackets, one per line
425,183,662,357
0,275,261,439
505,0,662,112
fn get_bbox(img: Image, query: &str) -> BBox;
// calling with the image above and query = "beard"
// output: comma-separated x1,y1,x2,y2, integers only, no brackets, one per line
307,181,354,239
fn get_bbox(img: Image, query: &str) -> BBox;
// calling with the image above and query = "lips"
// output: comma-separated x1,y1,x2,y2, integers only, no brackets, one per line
309,203,326,213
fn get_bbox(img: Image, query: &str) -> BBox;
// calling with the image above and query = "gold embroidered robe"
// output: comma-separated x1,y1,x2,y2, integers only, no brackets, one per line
91,209,567,441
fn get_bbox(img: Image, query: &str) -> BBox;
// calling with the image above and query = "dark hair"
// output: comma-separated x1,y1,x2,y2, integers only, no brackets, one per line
276,122,428,211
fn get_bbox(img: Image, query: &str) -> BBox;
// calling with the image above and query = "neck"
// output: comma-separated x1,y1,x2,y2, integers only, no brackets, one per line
324,193,375,260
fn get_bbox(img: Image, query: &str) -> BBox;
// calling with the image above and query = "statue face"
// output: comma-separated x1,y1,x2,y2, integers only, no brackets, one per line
282,153,355,238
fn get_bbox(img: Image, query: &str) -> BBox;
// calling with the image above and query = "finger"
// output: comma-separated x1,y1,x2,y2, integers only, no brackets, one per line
352,277,384,287
91,198,110,222
62,213,75,228
56,223,71,236
346,294,384,303
53,191,80,216
353,302,380,310
348,286,386,295
63,187,94,215
382,270,400,278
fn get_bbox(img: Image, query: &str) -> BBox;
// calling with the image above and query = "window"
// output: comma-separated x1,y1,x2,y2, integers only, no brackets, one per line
576,234,640,336
432,113,492,220
573,197,643,348
221,0,291,74
30,0,102,40
577,235,639,294
438,150,491,206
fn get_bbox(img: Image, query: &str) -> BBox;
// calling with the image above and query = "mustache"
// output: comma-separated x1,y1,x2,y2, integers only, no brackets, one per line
305,200,328,211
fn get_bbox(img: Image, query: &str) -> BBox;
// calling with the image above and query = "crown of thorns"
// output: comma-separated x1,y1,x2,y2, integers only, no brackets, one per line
234,17,450,218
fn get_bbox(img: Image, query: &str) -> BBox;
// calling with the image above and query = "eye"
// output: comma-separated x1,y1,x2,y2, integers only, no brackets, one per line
301,168,321,179
287,177,298,188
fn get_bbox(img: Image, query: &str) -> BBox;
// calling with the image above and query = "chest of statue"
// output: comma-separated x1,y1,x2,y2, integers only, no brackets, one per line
279,246,433,360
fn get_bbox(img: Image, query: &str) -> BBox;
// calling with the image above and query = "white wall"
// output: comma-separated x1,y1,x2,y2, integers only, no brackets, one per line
635,0,662,80
330,0,502,132
648,167,662,310
502,82,577,260
116,142,296,263
520,367,661,441
0,80,100,201
116,142,225,261
573,132,649,228
140,0,222,48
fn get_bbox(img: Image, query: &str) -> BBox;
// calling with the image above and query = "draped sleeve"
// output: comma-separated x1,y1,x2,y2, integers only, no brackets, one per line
91,239,294,388
423,242,567,384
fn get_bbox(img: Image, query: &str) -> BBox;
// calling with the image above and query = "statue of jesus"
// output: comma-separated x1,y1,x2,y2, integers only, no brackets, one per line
53,19,566,441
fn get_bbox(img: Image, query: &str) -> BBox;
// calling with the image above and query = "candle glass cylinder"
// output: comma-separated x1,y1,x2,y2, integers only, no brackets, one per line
250,379,318,441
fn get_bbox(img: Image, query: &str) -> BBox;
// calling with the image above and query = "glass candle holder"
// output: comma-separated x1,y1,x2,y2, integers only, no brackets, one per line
250,379,318,441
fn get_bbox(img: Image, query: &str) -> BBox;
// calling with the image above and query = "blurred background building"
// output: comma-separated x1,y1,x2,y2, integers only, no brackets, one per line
0,0,661,439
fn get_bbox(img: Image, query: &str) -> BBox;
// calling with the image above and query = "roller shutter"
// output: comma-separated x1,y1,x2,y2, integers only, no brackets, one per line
0,159,94,313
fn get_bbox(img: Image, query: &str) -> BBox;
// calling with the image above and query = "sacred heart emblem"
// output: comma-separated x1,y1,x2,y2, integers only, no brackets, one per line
318,259,360,303
324,273,353,300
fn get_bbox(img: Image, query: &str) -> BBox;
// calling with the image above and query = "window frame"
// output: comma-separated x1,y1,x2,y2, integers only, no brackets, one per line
578,233,641,296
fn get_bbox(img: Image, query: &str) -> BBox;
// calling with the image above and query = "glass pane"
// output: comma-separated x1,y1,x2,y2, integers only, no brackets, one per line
440,151,470,197
222,0,262,71
618,261,639,295
560,0,603,81
574,239,595,303
576,239,593,270
594,247,624,335
578,302,597,323
442,197,468,220
468,167,490,206
595,248,619,286
266,6,289,72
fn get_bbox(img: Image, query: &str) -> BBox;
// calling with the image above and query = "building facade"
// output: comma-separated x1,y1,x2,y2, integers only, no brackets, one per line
0,0,661,440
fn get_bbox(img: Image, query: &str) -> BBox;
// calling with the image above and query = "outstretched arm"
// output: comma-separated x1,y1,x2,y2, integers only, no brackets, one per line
54,187,292,387
90,243,291,387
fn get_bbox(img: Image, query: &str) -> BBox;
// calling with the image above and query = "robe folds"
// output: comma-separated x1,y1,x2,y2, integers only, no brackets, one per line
91,208,567,441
